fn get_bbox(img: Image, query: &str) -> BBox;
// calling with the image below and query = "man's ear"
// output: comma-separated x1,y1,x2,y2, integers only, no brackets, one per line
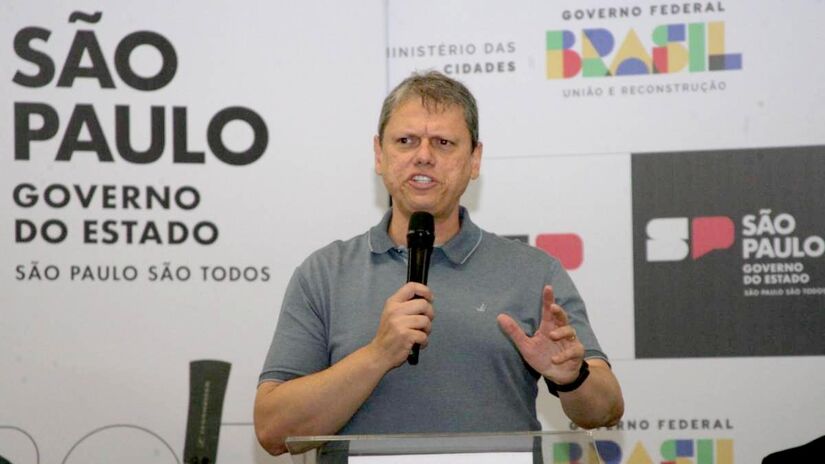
373,135,383,175
470,141,483,180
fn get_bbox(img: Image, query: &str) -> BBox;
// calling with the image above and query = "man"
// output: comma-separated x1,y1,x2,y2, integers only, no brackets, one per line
254,71,623,456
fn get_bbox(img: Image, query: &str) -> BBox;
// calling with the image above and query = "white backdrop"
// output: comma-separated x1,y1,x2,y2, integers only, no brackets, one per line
386,1,825,462
2,2,386,463
2,1,824,463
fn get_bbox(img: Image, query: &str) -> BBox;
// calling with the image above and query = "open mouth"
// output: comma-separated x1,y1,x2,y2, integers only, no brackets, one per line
411,175,434,185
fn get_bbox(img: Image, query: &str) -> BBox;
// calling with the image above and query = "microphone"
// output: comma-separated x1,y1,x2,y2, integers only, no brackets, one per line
406,211,434,365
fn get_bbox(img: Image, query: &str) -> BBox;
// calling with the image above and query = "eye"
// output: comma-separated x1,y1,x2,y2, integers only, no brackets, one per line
433,137,454,148
396,136,419,147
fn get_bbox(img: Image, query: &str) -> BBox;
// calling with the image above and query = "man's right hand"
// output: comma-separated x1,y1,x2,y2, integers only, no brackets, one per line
368,282,434,369
255,283,435,455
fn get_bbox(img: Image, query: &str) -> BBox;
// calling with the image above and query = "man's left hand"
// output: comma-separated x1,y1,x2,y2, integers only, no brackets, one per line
497,285,584,385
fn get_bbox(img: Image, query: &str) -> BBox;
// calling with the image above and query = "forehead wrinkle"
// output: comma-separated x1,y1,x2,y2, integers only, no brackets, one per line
389,109,457,139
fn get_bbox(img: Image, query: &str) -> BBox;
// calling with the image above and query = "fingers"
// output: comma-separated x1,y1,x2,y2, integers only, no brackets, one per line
508,285,585,375
546,317,581,364
548,325,577,343
409,326,430,348
371,284,435,367
408,314,433,334
550,340,584,364
388,283,434,320
383,297,434,330
542,285,555,309
542,285,569,327
390,282,433,304
497,313,529,346
548,318,583,364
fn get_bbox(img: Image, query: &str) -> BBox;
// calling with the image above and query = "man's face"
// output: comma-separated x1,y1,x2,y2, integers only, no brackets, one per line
374,97,482,223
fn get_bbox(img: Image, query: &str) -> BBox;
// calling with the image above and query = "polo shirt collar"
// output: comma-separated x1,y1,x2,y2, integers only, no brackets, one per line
368,206,483,265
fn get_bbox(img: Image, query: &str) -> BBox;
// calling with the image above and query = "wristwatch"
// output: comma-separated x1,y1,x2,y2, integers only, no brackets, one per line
544,361,590,397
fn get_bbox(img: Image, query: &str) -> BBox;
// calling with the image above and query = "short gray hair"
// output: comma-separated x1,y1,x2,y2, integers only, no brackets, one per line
377,70,479,149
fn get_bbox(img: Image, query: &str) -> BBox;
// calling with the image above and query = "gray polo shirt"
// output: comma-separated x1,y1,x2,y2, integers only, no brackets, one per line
260,207,606,434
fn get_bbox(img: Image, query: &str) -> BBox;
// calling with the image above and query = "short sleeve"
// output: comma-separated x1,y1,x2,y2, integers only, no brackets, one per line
259,266,330,383
547,260,607,362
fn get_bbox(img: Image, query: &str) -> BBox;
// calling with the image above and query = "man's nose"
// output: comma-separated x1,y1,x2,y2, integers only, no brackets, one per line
413,139,435,165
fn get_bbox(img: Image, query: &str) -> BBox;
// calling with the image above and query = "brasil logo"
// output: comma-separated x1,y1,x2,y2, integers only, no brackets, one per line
547,21,742,79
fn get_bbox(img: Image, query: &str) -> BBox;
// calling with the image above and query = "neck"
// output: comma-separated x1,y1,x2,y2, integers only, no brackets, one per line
388,207,461,247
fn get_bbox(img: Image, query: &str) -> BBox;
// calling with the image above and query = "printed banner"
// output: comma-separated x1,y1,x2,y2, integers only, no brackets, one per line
632,145,825,357
1,2,386,463
386,0,825,158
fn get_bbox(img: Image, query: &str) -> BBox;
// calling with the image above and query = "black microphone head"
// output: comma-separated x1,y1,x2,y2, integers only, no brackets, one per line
407,211,435,248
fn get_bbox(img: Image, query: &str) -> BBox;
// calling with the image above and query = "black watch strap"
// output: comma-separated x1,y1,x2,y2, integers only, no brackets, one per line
545,361,590,397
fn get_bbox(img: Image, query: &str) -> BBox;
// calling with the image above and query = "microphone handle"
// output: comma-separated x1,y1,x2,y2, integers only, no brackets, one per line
406,246,431,365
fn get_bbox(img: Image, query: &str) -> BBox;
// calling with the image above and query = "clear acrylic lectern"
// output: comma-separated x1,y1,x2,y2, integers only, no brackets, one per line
286,431,604,464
